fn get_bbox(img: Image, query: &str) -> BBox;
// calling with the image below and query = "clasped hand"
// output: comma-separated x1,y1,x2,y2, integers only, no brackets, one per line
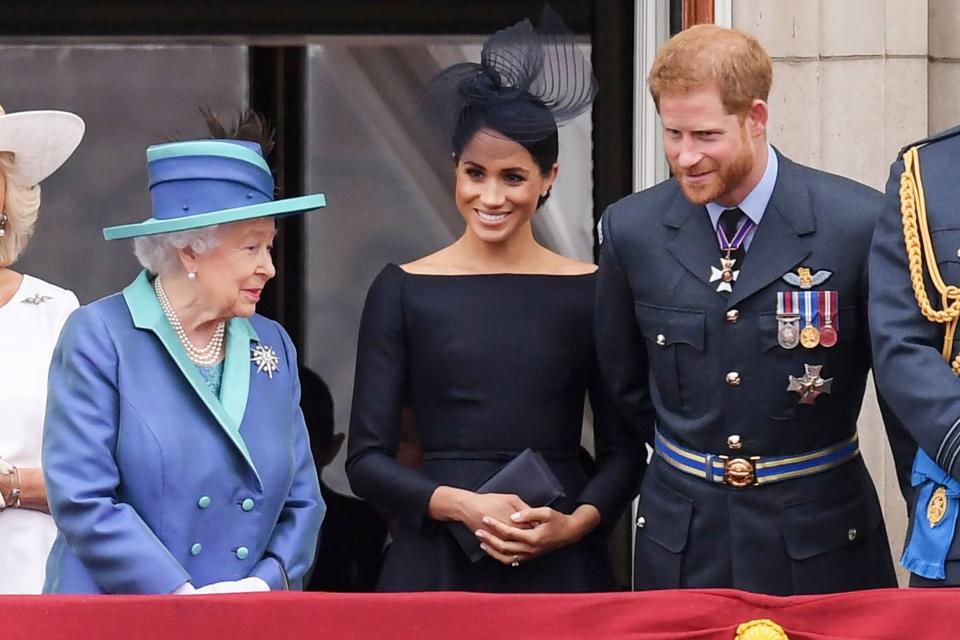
452,491,532,538
475,505,586,566
429,487,600,567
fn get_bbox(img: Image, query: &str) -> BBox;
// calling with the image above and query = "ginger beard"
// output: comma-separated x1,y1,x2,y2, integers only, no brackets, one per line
671,122,755,206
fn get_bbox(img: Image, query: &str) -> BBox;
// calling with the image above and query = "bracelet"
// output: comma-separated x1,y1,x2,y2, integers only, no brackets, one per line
9,467,21,509
0,459,10,511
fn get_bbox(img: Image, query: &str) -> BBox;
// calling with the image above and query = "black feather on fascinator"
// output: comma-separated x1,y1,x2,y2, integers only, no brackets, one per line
418,5,597,153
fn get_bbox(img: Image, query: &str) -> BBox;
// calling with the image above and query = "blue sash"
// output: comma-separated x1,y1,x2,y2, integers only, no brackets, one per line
901,449,960,580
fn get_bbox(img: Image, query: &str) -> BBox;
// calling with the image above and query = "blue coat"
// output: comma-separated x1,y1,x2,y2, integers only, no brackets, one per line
596,149,905,594
42,271,324,594
869,125,960,585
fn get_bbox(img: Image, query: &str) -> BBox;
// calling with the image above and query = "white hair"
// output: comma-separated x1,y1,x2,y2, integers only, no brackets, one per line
133,225,222,276
0,152,43,267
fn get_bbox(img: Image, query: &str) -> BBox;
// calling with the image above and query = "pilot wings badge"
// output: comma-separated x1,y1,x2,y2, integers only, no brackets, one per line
21,294,54,305
782,266,832,290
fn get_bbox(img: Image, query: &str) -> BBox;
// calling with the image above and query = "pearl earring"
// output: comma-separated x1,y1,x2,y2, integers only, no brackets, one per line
187,271,197,281
0,213,7,237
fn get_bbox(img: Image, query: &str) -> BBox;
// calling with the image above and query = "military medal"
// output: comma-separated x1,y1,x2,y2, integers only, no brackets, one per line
776,291,801,349
800,325,820,348
709,214,755,293
787,363,833,405
780,321,800,350
819,290,839,348
799,291,820,348
928,485,948,527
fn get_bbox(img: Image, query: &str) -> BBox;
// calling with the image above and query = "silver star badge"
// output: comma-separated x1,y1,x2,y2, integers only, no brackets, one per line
250,343,280,379
709,257,740,293
21,294,54,305
787,364,833,405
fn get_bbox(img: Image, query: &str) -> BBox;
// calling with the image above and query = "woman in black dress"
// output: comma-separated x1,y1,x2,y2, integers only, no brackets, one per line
346,9,644,592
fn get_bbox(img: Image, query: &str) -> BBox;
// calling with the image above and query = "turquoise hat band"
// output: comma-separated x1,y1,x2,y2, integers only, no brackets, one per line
102,193,326,241
146,140,271,175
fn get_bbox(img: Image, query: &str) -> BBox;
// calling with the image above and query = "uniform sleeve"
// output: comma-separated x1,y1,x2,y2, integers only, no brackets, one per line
595,206,657,447
577,350,646,526
856,209,916,502
251,326,325,591
42,306,190,594
869,158,960,482
346,266,440,528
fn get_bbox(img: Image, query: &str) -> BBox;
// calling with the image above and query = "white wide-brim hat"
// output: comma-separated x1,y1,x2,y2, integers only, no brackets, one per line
0,105,85,186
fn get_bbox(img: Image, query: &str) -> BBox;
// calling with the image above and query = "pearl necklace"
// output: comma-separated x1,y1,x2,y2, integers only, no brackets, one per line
153,277,225,366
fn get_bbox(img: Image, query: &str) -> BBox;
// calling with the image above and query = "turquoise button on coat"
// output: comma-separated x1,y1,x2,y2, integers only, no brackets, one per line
236,546,249,560
241,498,255,512
198,496,211,509
190,543,202,556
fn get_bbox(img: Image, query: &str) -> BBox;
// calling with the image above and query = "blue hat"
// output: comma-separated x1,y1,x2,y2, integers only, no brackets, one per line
102,139,325,241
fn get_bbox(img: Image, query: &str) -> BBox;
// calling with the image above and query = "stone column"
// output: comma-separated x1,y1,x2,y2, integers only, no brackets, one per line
930,0,960,131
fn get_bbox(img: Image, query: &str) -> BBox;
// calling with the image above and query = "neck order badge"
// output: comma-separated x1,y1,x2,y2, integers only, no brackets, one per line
709,212,755,293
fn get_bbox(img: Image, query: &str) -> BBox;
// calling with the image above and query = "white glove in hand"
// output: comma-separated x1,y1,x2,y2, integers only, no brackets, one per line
171,582,197,595
193,577,270,594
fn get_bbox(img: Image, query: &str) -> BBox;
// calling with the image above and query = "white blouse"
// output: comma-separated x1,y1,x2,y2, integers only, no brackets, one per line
0,274,78,593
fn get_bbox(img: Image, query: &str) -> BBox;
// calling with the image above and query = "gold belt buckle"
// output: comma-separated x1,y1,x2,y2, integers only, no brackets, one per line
720,456,759,487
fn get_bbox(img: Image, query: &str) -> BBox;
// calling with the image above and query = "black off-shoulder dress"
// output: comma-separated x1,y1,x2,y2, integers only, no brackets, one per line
347,263,644,592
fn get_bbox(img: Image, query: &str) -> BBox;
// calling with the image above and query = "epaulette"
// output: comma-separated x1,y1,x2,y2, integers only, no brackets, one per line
898,123,960,158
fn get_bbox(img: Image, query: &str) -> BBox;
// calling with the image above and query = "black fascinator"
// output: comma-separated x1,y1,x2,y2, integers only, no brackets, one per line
418,5,597,154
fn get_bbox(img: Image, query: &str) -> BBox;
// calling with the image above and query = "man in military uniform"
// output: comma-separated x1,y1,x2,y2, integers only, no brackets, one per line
869,124,960,586
596,24,902,594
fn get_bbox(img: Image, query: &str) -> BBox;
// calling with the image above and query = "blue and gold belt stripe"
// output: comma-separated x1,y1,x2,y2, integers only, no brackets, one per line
654,430,860,486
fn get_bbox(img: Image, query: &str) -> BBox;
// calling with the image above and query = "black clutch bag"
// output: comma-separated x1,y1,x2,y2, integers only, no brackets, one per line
448,448,566,563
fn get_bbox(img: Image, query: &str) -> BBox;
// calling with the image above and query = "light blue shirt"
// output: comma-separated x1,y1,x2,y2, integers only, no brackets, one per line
706,143,778,250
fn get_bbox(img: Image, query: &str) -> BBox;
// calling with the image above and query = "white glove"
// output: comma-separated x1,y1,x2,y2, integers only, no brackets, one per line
171,582,197,595
193,577,270,594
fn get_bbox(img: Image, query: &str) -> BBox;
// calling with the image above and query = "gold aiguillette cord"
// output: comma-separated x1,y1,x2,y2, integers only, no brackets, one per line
900,145,960,373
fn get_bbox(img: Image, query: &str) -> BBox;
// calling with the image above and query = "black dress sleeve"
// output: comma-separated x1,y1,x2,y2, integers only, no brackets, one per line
346,265,440,528
577,341,647,527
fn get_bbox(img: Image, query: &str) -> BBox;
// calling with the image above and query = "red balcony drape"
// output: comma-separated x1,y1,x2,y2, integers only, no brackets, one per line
5,588,958,640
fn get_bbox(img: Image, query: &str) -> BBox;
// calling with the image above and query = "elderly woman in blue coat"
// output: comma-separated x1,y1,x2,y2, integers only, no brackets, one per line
42,112,326,594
